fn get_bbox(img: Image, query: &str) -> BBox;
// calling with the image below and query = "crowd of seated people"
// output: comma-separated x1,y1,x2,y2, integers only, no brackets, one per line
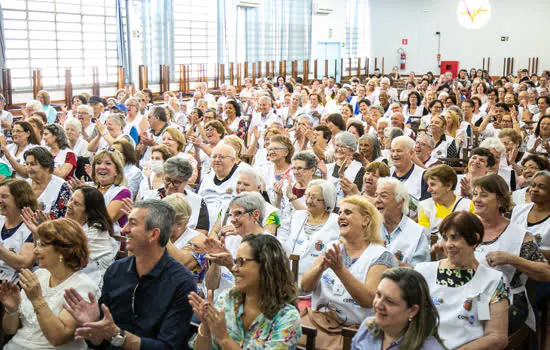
0,67,549,349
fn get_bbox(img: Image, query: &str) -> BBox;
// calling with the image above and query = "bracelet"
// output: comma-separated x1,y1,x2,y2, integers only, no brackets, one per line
4,306,19,315
33,301,48,314
198,323,207,337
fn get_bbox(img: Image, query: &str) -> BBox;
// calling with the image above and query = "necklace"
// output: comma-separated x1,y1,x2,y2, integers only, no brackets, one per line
100,183,113,190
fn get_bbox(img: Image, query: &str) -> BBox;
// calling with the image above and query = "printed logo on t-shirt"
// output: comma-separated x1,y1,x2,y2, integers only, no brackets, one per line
314,240,325,252
463,297,473,311
394,250,404,261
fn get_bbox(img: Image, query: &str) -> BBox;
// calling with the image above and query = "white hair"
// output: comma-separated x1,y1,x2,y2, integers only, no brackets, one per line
391,135,415,151
377,177,410,215
26,100,43,113
380,77,390,85
64,118,82,133
377,117,390,128
307,179,337,212
480,137,505,155
77,104,93,116
213,143,237,158
237,164,262,187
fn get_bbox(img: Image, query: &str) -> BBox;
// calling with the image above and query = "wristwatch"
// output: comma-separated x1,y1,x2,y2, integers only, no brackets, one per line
110,328,126,346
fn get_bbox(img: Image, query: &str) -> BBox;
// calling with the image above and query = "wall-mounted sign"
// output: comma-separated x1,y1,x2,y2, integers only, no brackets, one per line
402,39,408,45
457,0,491,29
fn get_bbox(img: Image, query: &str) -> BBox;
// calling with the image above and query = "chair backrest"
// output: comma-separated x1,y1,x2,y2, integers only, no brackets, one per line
342,327,358,350
300,325,318,350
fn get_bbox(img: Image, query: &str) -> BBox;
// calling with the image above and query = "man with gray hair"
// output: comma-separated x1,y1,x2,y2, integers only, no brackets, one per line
161,157,210,233
415,134,441,168
375,177,430,267
65,199,197,349
390,136,430,201
247,95,282,146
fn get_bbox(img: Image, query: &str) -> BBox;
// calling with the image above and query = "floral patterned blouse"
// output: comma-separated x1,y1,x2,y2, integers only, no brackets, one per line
212,290,302,349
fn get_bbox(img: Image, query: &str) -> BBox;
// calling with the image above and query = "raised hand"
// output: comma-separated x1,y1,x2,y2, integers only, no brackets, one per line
20,207,40,234
324,243,344,273
120,198,134,217
63,288,100,325
188,291,209,323
0,280,21,313
203,236,227,255
18,269,43,303
68,176,86,189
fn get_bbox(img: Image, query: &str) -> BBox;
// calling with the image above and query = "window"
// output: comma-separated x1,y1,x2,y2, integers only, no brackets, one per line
345,0,369,58
3,0,120,91
173,0,217,82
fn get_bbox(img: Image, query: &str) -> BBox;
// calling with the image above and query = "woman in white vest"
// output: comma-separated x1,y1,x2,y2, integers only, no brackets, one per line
64,118,91,159
23,186,117,287
0,180,37,283
0,121,40,178
301,195,397,349
418,164,474,235
326,131,365,204
415,211,509,350
262,134,294,205
204,192,270,298
43,124,77,180
480,137,517,191
211,165,279,237
162,193,208,293
272,150,317,247
286,179,339,280
25,147,72,219
472,174,550,332
351,268,445,350
512,154,550,206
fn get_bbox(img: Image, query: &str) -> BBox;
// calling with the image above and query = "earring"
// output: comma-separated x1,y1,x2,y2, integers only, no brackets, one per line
59,255,63,263
408,317,413,322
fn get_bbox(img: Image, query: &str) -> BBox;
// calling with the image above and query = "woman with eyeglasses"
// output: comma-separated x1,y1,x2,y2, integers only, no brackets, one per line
0,121,40,178
361,161,390,203
0,219,98,350
420,99,443,130
87,113,136,153
190,234,301,349
212,165,280,237
351,268,445,350
300,195,397,349
0,180,37,283
64,118,91,160
287,180,339,282
415,212,509,349
25,147,72,220
75,104,96,142
513,154,550,205
264,135,294,205
204,192,270,296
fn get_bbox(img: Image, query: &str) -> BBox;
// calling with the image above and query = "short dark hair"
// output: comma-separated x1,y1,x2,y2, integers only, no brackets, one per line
472,174,513,214
535,115,550,137
471,147,495,167
347,120,365,137
521,154,550,172
314,125,331,142
113,139,137,165
358,98,371,108
439,211,484,246
133,199,175,247
149,105,168,122
24,146,55,173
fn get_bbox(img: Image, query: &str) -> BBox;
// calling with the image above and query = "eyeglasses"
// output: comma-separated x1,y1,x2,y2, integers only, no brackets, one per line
212,154,234,160
12,129,26,134
415,141,431,148
164,177,184,187
228,209,253,220
77,112,89,115
233,257,256,267
266,147,287,152
334,144,349,150
36,240,50,248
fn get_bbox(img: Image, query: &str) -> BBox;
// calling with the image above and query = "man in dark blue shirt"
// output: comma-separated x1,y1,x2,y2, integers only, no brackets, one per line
64,199,196,349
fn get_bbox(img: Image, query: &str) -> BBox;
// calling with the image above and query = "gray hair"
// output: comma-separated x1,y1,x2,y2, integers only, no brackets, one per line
164,157,194,182
107,113,126,129
213,143,237,159
377,177,410,215
237,165,262,187
533,171,550,184
26,100,43,113
292,150,317,170
297,114,314,127
259,95,272,104
448,105,463,120
228,191,265,223
77,104,93,116
388,127,404,143
307,179,337,212
0,94,6,106
359,134,382,160
369,104,385,115
417,134,435,148
377,117,390,128
133,199,175,247
335,131,358,150
480,137,505,155
391,135,415,151
64,118,82,133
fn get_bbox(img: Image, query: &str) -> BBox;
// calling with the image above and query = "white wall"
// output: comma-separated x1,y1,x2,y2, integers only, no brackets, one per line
369,0,550,76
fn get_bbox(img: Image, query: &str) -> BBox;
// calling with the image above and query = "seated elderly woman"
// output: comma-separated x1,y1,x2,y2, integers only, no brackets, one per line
25,147,72,219
287,180,339,279
0,219,98,349
418,164,474,235
455,147,495,198
351,268,445,350
64,118,91,159
22,186,117,286
161,193,209,292
473,174,550,332
190,234,301,349
87,113,136,153
479,137,517,191
301,195,398,349
512,154,550,205
325,131,365,203
43,124,77,180
357,134,386,166
76,104,96,141
414,135,440,168
204,192,269,296
0,180,37,282
415,212,509,350
158,157,210,234
137,144,175,200
111,140,143,200
0,121,40,178
212,165,280,237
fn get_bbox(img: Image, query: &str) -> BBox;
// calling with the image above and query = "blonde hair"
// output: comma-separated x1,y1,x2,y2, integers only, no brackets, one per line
163,193,191,227
162,127,186,152
339,195,383,244
224,135,245,159
91,149,126,186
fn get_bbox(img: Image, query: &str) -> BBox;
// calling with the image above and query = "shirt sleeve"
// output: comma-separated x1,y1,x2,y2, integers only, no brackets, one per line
112,188,132,201
0,163,12,178
410,231,431,267
418,208,431,229
372,251,396,269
